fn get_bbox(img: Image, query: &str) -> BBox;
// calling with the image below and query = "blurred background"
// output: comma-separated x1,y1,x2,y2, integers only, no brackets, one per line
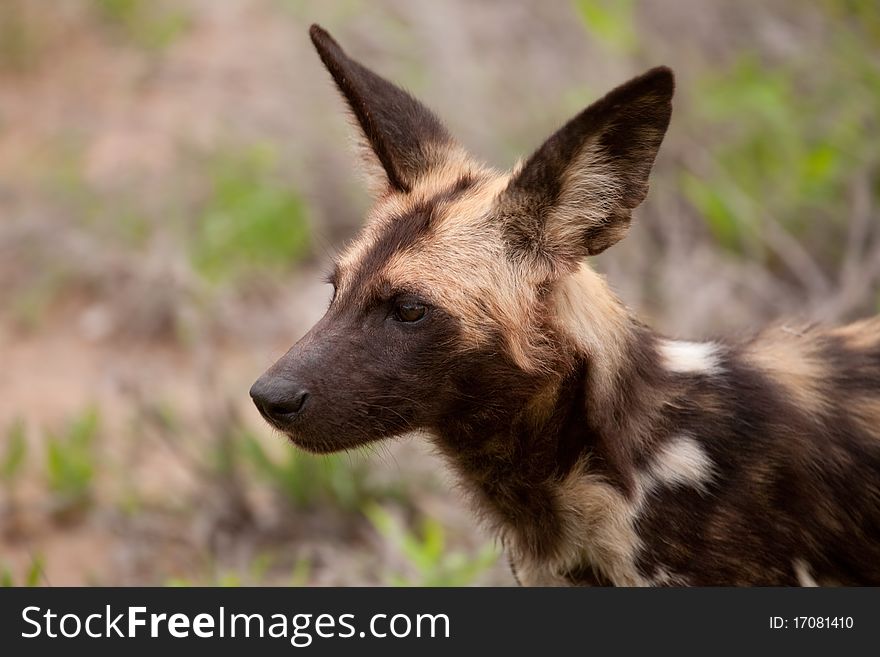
0,0,878,586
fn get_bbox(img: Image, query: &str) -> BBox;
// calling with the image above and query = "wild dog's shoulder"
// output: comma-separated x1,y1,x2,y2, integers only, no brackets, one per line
732,318,877,416
725,316,880,458
741,316,880,357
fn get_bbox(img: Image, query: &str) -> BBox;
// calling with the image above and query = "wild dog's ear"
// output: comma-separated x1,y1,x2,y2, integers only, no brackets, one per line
309,24,456,194
499,67,673,271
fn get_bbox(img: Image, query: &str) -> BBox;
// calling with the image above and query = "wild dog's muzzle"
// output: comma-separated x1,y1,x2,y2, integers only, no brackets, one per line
249,374,310,428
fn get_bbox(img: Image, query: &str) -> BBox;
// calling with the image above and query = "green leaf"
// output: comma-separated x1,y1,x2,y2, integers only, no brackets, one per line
0,418,27,481
44,407,99,507
290,557,312,587
24,554,45,587
681,173,741,249
191,146,310,283
572,0,638,54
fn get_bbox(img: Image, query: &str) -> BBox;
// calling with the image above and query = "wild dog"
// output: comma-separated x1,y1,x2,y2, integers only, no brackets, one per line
250,25,880,586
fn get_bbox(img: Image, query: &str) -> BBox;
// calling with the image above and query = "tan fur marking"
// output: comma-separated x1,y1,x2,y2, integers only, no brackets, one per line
829,317,880,351
514,438,713,587
336,144,496,296
851,397,880,442
512,466,646,586
647,568,689,586
377,172,555,372
794,559,819,587
551,263,633,405
744,327,830,418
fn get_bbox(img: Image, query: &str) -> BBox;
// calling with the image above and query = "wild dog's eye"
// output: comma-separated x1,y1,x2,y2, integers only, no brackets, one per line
393,301,427,323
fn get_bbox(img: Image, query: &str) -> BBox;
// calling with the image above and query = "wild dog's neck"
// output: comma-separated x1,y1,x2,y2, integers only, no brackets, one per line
551,263,641,413
550,263,667,487
434,263,666,564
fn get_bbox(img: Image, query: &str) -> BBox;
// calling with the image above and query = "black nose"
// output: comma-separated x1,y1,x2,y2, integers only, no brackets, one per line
249,375,310,423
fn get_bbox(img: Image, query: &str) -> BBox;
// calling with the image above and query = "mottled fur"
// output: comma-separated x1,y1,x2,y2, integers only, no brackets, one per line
251,26,880,586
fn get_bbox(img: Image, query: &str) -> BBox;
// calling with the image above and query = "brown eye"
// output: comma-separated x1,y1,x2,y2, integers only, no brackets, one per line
394,302,427,323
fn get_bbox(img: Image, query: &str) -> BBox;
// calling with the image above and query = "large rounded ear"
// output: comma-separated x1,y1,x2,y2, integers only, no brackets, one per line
498,67,674,271
309,25,457,194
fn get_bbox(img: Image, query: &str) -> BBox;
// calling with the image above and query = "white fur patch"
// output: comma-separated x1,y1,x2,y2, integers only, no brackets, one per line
659,339,722,375
646,436,715,492
794,560,819,587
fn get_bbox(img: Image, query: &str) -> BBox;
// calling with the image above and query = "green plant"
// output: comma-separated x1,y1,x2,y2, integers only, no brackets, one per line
683,38,880,264
242,431,383,512
164,573,242,587
191,146,311,283
0,553,45,587
0,418,27,487
10,269,66,333
366,504,498,586
0,418,28,532
572,0,638,55
95,0,189,51
45,407,100,522
0,1,42,73
290,555,313,586
163,552,311,587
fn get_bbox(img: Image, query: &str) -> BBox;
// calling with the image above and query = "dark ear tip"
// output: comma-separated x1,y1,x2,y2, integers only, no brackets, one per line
309,23,340,54
308,23,326,42
642,66,675,97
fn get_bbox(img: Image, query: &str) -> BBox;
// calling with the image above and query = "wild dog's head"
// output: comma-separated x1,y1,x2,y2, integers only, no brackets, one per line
250,25,673,453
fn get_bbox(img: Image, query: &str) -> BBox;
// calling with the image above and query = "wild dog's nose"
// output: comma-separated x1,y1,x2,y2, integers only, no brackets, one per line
250,375,310,424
